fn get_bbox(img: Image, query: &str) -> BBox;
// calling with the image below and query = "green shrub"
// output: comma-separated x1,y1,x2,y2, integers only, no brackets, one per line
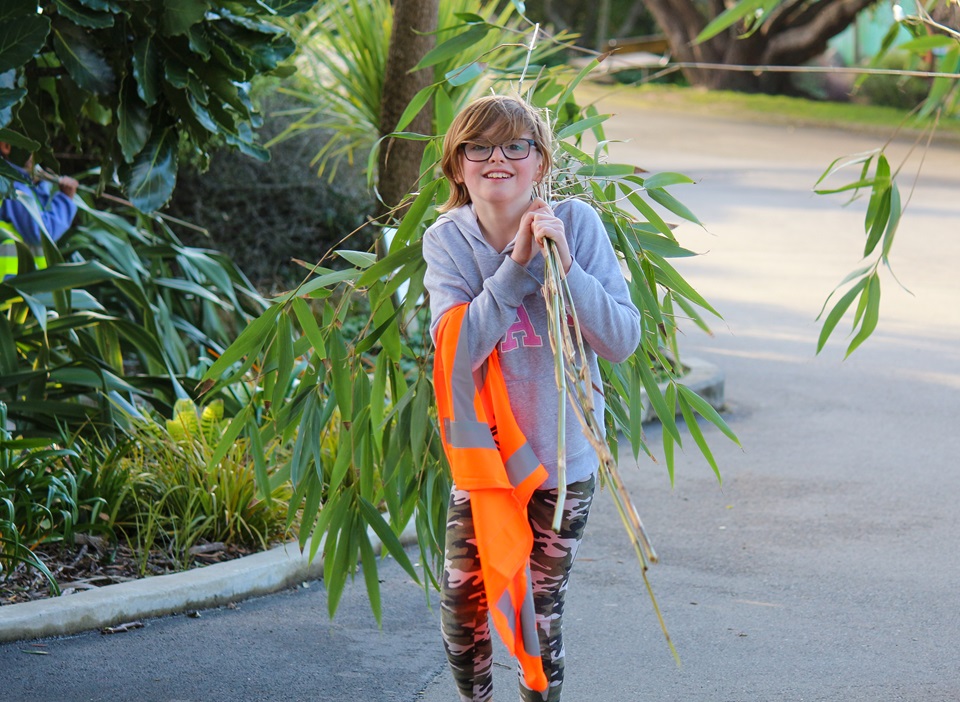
166,88,375,291
1,196,267,439
857,51,930,110
115,399,294,570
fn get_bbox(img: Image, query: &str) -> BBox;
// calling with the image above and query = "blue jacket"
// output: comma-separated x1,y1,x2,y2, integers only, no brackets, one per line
0,164,78,246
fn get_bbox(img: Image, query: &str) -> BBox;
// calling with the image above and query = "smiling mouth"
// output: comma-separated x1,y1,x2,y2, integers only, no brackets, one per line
484,172,512,179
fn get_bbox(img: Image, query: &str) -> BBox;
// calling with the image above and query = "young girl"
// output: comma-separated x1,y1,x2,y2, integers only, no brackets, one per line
423,95,641,702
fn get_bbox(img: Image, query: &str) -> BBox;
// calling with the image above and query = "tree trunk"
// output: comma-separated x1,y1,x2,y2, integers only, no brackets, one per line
376,0,439,222
642,0,881,93
641,0,726,86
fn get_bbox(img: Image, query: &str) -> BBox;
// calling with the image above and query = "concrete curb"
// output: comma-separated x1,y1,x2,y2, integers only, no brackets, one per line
0,523,420,644
639,356,725,423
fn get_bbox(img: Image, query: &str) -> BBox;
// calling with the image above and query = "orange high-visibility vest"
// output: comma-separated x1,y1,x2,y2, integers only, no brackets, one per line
434,303,549,693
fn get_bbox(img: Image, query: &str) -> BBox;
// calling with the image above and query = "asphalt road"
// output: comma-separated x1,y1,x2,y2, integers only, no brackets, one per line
3,94,959,702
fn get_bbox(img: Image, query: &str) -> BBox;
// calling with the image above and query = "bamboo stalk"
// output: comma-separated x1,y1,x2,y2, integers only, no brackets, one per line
541,221,675,650
542,242,567,531
529,52,676,660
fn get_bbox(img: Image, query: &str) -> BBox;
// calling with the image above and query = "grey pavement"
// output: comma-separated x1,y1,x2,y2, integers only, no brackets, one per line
3,95,960,701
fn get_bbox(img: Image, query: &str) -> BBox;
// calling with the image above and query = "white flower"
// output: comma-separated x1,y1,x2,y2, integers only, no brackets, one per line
893,4,905,22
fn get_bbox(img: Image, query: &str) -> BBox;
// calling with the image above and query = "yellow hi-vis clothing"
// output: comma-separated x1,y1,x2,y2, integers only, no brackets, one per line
434,303,549,693
0,220,46,279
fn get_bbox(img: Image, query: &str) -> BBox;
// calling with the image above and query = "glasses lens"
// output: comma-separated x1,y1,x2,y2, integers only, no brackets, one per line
463,144,493,162
502,140,532,160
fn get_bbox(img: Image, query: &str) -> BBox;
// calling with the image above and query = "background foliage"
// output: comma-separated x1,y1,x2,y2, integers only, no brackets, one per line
166,88,374,289
0,0,315,212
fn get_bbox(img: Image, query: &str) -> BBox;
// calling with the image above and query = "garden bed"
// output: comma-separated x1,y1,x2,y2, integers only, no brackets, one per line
1,538,261,607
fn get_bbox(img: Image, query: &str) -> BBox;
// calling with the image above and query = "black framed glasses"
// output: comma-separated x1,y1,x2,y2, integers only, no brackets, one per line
461,138,538,162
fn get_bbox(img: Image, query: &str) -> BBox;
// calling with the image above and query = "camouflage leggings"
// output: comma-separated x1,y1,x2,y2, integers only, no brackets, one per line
440,475,596,702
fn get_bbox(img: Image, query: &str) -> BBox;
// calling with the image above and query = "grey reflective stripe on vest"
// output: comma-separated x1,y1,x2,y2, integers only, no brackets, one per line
1,221,18,278
504,442,543,486
497,564,541,658
444,418,497,450
450,312,479,422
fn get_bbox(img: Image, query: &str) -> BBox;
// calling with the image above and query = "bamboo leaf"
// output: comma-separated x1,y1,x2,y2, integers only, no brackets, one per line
881,183,901,260
845,274,881,358
301,478,331,553
898,35,957,52
329,425,353,494
662,383,677,485
394,83,437,133
272,310,294,410
816,277,868,354
646,252,721,318
646,187,702,226
411,24,492,71
329,328,352,420
642,172,695,189
409,375,431,465
283,268,362,301
554,53,607,115
575,163,637,177
357,496,419,582
356,296,402,358
202,304,281,383
389,180,439,249
628,363,643,460
326,509,356,618
814,150,876,189
357,240,423,287
922,46,960,117
677,385,739,447
206,405,252,471
370,352,389,444
636,353,681,443
678,394,722,484
291,297,327,360
618,182,674,239
357,524,382,627
247,414,271,505
863,186,890,257
336,250,377,268
695,0,770,43
556,113,610,140
813,178,876,196
445,61,486,86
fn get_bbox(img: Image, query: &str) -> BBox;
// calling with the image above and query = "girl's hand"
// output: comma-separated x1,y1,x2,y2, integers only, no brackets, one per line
511,198,572,273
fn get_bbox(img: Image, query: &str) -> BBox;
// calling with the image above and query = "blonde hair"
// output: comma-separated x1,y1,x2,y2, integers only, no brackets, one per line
438,95,553,212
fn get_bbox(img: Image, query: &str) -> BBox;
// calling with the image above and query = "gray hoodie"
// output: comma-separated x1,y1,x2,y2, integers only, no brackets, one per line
423,197,641,488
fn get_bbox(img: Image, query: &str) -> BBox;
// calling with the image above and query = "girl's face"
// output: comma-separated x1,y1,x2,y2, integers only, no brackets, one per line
457,130,542,211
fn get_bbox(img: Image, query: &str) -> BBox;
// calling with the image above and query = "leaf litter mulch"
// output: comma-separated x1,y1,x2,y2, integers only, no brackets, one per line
1,535,259,607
